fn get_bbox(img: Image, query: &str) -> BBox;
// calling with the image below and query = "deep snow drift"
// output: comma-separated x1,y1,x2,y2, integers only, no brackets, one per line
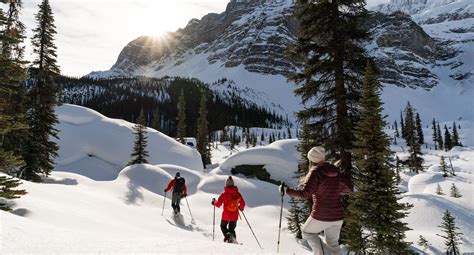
1,105,473,254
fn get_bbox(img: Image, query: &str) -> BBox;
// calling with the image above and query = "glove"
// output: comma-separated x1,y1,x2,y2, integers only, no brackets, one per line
164,189,167,193
239,207,244,212
182,194,187,198
211,198,216,205
279,182,287,196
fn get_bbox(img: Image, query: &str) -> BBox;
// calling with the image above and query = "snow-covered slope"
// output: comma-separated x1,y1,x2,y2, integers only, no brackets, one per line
1,105,473,253
54,104,203,180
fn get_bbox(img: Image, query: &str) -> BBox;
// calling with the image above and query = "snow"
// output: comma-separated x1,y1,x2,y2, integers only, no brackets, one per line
220,139,300,186
2,105,474,254
54,104,203,181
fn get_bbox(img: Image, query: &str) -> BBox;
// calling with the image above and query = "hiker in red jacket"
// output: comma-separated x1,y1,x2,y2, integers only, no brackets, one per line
280,146,353,255
164,172,187,216
212,176,246,243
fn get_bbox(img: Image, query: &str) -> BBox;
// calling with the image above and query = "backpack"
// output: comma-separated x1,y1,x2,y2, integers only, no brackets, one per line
173,177,185,194
224,193,240,212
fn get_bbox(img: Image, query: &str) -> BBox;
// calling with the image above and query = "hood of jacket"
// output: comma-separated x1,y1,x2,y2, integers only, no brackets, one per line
224,186,239,193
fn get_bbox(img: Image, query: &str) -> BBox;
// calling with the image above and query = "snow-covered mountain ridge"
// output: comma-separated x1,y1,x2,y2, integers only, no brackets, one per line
88,0,474,122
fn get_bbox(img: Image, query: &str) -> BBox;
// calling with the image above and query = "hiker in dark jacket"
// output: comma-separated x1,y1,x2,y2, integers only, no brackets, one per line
280,146,352,255
212,176,246,243
165,172,187,215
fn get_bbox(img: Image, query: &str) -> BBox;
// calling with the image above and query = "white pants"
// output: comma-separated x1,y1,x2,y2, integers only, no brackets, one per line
302,217,343,255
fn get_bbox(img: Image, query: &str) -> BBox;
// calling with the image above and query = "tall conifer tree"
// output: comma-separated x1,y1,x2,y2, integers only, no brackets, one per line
404,103,423,173
437,210,463,255
289,0,369,178
128,110,148,165
196,93,211,167
437,123,443,150
20,0,60,182
176,90,186,144
452,122,460,146
344,63,412,254
400,111,406,139
432,118,438,150
415,113,424,144
444,125,452,151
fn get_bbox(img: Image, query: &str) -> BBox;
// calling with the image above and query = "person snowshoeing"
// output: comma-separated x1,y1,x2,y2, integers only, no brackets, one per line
164,172,187,216
280,146,353,255
212,176,246,243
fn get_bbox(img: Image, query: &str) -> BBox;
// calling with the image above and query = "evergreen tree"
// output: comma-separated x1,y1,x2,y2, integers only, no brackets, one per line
444,125,452,151
289,0,370,177
415,113,424,144
260,130,264,145
437,123,444,150
452,122,460,147
436,183,444,195
286,197,305,239
0,175,26,211
20,0,60,182
440,155,449,177
394,120,399,138
432,118,438,150
128,110,148,165
196,93,211,167
1,0,28,175
287,127,292,139
417,235,430,251
400,111,406,139
437,210,463,255
176,90,186,144
404,103,423,173
395,156,401,184
449,183,461,198
151,107,160,132
344,63,412,254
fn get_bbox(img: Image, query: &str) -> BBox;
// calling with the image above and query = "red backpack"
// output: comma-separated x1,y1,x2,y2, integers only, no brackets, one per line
224,193,240,212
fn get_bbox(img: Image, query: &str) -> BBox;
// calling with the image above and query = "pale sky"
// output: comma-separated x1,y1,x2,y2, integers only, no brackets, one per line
18,0,389,77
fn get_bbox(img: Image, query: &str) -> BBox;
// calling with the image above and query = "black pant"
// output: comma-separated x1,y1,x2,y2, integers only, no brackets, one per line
220,220,237,240
171,192,182,213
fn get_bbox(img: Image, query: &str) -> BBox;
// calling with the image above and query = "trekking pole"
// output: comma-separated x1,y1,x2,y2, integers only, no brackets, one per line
277,194,284,253
184,196,195,223
161,192,167,216
212,199,216,241
240,210,263,250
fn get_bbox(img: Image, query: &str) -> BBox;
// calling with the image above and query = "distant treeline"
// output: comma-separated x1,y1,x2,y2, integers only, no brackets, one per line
58,76,290,137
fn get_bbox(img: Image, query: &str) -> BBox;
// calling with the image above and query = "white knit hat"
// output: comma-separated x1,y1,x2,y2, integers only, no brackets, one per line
307,146,326,163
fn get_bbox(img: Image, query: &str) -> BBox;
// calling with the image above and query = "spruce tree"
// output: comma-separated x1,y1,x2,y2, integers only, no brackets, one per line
404,103,423,173
437,210,463,255
196,93,211,167
417,235,430,251
20,0,60,182
449,183,461,198
436,183,444,195
176,90,186,144
437,123,443,150
0,0,28,175
0,175,26,211
394,120,399,138
289,0,369,177
286,197,305,239
128,110,148,166
151,107,160,132
444,125,452,151
415,113,424,144
287,127,292,139
452,122,460,146
432,118,438,150
400,111,406,139
440,155,449,177
344,63,411,254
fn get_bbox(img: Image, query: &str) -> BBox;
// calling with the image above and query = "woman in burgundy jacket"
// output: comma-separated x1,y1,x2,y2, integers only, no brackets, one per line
281,146,352,255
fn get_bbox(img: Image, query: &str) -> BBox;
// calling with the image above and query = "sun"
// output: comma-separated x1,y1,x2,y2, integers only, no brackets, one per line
131,1,185,37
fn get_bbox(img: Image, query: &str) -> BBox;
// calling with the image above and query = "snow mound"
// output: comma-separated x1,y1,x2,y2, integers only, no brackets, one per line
220,139,300,185
54,104,203,181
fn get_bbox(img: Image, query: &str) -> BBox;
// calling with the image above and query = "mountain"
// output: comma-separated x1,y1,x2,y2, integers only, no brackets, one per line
89,0,474,122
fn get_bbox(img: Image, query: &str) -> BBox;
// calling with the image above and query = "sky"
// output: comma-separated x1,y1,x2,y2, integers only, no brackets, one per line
18,0,389,77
